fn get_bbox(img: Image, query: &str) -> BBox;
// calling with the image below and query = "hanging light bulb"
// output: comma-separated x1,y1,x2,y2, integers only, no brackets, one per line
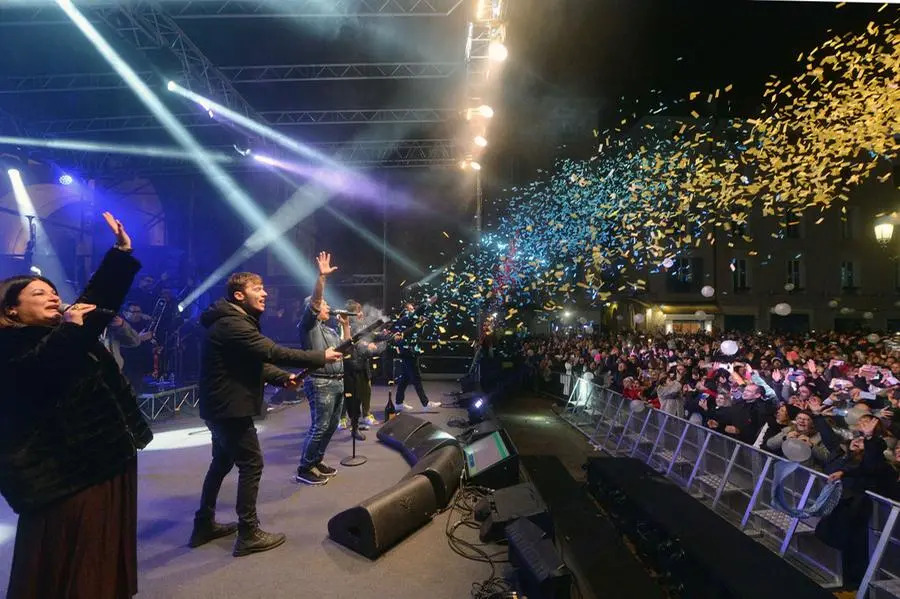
488,41,508,62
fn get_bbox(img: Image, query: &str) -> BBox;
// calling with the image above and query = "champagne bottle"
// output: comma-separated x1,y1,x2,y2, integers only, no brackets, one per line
384,380,397,422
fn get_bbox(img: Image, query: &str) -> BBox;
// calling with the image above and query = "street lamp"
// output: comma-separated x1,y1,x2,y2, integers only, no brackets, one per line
875,220,895,247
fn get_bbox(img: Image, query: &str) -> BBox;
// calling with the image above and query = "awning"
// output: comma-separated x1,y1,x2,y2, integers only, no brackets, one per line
658,303,720,315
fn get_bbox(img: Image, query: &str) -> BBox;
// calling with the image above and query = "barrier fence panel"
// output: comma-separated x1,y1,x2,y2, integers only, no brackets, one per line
551,375,900,597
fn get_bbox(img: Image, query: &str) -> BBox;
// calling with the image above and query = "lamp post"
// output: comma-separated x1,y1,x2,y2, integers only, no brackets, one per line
875,219,895,247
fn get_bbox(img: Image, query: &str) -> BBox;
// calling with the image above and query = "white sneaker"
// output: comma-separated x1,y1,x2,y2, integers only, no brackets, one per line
425,401,442,408
395,403,412,411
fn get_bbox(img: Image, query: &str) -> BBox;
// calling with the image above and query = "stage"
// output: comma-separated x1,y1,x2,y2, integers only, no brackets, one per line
0,381,491,599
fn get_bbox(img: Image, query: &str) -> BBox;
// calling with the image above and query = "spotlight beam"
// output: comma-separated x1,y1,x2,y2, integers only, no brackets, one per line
6,169,75,301
323,205,425,278
180,183,334,311
168,82,342,170
0,135,234,163
56,0,317,285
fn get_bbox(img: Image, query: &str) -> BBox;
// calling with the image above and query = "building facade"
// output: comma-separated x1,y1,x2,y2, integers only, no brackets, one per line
631,171,900,334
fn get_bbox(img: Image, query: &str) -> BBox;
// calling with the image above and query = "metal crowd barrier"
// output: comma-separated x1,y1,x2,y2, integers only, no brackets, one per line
555,373,900,599
137,384,199,422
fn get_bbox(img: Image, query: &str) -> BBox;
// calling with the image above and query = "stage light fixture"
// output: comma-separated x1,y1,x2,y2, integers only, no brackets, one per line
459,160,469,170
29,266,42,276
478,105,494,118
474,135,488,147
488,41,508,62
166,80,176,91
467,396,489,424
58,174,73,185
470,161,482,171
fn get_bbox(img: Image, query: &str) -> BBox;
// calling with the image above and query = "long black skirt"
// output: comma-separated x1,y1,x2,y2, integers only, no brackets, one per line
6,459,139,599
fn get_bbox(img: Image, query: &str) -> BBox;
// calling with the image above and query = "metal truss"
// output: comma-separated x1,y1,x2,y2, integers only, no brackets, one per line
0,71,156,94
59,138,458,176
335,274,385,287
0,62,458,96
0,0,463,26
463,1,506,122
92,2,266,125
261,108,455,126
31,112,218,135
0,62,458,95
148,0,464,19
221,62,459,83
30,108,455,135
326,138,457,167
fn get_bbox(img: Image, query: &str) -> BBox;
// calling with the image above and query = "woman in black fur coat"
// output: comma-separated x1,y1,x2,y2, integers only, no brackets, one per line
0,212,153,599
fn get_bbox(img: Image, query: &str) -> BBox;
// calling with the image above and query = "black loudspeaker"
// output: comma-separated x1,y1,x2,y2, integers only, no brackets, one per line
401,422,460,465
400,445,464,508
478,482,553,543
327,474,438,560
585,457,835,599
459,419,503,444
463,427,520,490
506,517,572,599
376,413,428,451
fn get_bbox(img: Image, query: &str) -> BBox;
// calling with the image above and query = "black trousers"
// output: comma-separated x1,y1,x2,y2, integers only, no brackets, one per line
343,367,371,426
396,357,428,406
196,416,264,534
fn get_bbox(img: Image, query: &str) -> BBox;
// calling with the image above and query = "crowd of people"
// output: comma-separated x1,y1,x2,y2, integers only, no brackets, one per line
522,328,900,587
526,330,900,481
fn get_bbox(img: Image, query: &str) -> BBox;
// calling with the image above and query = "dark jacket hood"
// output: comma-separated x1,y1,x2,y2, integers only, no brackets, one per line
201,299,258,329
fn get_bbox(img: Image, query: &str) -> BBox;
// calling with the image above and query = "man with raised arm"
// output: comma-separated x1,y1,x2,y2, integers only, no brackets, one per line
296,252,350,485
191,271,342,557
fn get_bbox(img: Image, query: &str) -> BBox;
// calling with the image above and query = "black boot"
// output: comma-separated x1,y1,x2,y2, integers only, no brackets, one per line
188,518,238,548
233,527,287,557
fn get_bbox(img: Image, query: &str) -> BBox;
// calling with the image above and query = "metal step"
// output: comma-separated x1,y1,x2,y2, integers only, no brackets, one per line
752,509,815,534
652,448,691,468
871,577,900,597
694,473,748,494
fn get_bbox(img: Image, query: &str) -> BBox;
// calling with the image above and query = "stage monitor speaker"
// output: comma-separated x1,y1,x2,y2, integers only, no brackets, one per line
506,517,572,599
459,419,503,444
478,482,553,543
327,474,438,560
402,422,460,465
376,413,429,451
400,445,464,508
463,428,520,490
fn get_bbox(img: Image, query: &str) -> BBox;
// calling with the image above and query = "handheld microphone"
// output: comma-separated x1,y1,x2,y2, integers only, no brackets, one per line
59,302,118,318
331,309,359,317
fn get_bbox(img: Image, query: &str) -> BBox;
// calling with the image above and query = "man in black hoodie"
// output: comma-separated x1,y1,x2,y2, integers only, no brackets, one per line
191,272,342,557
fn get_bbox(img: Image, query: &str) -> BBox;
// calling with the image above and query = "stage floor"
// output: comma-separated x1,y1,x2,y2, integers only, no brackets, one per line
0,381,490,599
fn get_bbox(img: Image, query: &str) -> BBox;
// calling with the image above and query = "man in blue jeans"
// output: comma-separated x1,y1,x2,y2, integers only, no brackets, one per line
296,251,349,485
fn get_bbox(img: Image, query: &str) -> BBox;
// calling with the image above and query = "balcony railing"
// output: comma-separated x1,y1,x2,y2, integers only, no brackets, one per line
551,373,900,598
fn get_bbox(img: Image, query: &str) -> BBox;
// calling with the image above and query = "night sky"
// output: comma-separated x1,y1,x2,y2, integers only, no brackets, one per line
493,0,894,159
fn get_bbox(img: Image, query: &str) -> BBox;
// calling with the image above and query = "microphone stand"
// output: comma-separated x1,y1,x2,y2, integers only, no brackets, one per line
340,422,367,467
334,319,391,469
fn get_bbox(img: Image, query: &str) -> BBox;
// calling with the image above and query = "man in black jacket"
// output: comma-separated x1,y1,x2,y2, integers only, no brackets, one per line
393,301,441,411
191,272,341,557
